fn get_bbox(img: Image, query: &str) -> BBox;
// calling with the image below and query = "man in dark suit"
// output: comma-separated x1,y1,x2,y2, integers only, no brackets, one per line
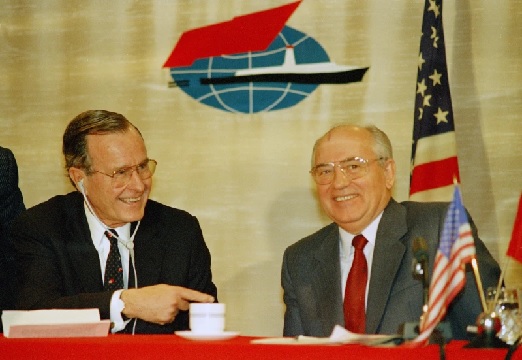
281,124,500,340
0,146,25,333
11,110,217,334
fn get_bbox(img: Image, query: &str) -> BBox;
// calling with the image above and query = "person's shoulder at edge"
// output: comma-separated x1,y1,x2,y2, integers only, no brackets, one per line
284,222,338,255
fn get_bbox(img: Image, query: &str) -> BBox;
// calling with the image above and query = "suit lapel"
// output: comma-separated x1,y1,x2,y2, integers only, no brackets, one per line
63,197,162,292
366,200,408,334
311,224,344,334
65,193,104,292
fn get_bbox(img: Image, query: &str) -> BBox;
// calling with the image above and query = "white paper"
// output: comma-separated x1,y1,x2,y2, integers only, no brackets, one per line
2,309,110,338
251,325,401,346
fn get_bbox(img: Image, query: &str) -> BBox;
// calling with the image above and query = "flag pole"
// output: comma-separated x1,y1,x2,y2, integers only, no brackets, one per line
458,177,487,313
491,257,510,312
471,258,487,312
496,193,522,311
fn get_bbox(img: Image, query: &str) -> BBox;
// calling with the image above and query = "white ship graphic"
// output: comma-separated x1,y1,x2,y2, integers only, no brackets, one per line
200,46,368,85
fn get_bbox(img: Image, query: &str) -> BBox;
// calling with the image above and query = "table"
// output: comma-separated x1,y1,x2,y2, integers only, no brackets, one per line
446,340,519,360
0,335,519,360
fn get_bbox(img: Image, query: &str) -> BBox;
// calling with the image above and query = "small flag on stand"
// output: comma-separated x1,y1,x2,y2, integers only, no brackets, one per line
488,193,522,315
411,185,476,345
506,194,522,263
409,0,460,202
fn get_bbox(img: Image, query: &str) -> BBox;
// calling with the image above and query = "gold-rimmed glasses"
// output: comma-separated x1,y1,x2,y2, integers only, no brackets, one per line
310,157,385,185
90,159,157,187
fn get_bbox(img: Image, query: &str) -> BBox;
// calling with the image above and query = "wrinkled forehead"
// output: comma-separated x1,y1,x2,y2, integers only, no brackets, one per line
313,127,374,164
87,128,147,164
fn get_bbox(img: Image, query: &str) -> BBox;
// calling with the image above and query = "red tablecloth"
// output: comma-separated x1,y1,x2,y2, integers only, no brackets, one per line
0,335,520,360
0,334,438,360
445,340,520,360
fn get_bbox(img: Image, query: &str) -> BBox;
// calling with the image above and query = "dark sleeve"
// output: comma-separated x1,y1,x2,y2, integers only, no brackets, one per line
185,215,218,299
164,212,217,333
0,147,26,324
137,203,217,301
130,206,218,334
0,147,25,257
281,248,305,336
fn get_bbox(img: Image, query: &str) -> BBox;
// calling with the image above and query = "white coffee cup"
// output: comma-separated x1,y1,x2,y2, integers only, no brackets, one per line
189,303,226,334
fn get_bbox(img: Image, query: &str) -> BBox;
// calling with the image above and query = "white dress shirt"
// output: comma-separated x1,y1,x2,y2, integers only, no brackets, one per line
85,205,131,332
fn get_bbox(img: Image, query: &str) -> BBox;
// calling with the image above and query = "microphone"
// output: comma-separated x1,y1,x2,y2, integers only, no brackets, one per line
412,237,429,310
404,237,451,341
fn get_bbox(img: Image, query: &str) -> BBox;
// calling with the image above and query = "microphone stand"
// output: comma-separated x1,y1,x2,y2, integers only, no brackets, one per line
403,255,452,343
402,258,430,340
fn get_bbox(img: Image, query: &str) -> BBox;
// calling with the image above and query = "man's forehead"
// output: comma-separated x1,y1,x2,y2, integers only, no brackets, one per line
315,129,374,161
318,128,370,150
87,130,145,159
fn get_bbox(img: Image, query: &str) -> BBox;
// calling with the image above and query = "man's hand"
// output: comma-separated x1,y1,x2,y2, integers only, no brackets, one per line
120,284,215,325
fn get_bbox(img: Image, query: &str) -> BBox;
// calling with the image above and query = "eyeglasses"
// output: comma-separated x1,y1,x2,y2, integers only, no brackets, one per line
310,157,385,185
91,159,157,187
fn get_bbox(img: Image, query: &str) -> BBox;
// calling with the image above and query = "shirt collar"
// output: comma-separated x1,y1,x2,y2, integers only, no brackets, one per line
339,211,383,253
84,203,131,249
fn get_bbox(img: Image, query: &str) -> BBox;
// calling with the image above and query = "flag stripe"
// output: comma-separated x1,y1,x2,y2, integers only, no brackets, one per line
410,157,460,195
413,132,458,165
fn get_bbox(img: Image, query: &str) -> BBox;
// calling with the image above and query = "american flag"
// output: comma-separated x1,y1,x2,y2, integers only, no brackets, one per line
412,185,476,344
409,0,460,202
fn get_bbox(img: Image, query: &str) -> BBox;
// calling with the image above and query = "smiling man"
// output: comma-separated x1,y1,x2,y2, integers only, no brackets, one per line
12,110,217,334
281,124,500,340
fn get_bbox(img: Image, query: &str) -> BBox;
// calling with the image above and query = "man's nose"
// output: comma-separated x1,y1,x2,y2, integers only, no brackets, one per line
332,166,351,187
127,169,146,190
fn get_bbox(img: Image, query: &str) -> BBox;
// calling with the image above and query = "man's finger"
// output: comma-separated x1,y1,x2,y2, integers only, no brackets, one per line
178,287,215,303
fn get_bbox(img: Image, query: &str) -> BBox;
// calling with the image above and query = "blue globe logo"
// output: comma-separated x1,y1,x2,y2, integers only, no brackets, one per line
164,1,368,114
169,26,328,114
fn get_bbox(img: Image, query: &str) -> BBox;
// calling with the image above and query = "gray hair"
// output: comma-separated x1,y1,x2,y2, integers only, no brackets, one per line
311,124,393,167
62,110,142,186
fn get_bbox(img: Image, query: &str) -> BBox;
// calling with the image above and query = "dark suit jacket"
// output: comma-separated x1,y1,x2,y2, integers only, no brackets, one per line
0,146,25,332
11,191,217,334
281,199,500,340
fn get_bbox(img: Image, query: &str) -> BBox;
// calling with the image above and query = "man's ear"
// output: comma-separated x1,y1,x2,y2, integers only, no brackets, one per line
69,167,86,192
384,158,396,190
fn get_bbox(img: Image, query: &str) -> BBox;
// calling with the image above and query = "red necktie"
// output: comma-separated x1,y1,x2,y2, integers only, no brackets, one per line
344,234,368,333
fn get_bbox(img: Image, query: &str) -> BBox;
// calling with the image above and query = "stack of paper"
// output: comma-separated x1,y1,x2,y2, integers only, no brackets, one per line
251,325,402,346
2,309,110,338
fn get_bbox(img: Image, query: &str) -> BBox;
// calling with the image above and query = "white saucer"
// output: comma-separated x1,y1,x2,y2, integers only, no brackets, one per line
175,331,240,341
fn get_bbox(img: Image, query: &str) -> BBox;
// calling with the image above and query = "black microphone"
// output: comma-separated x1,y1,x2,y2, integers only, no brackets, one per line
412,237,429,307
